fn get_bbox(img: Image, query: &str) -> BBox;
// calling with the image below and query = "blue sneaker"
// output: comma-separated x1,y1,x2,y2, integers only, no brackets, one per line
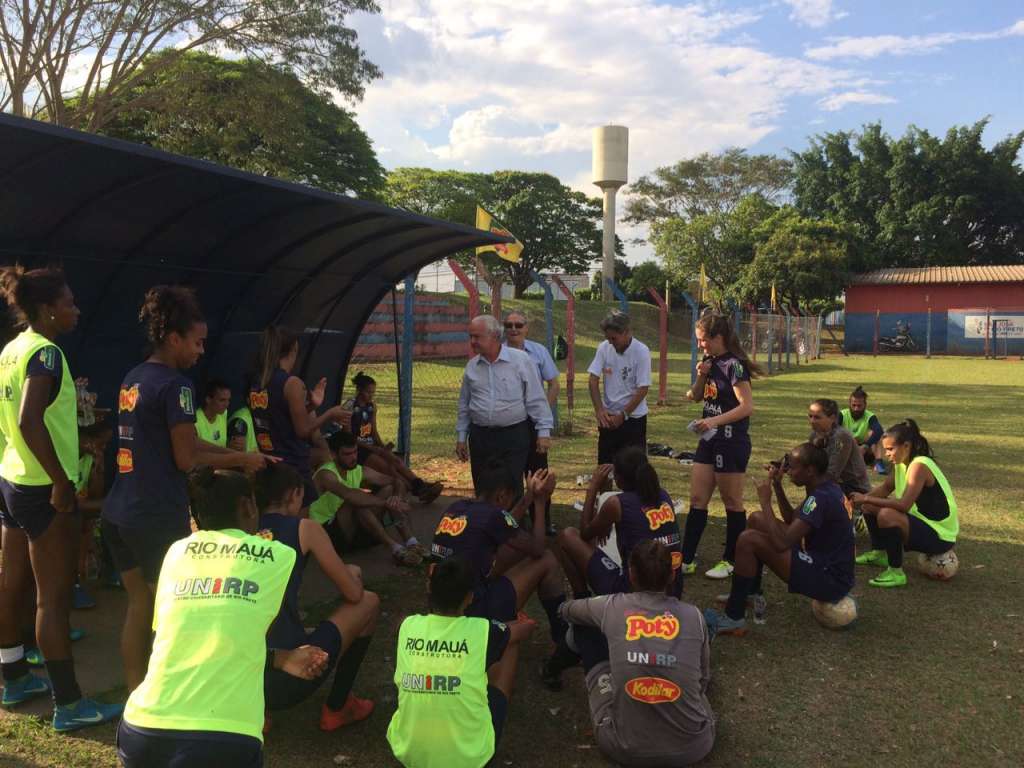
73,583,97,610
2,674,51,706
70,628,86,643
702,607,748,638
26,630,86,666
53,697,124,732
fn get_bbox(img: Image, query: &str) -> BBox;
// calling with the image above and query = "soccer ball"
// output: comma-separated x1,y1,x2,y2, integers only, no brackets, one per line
811,595,858,630
917,550,959,581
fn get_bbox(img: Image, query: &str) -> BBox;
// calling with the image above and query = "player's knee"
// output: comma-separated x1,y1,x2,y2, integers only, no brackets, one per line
877,507,900,527
347,564,363,581
557,526,580,547
361,589,381,620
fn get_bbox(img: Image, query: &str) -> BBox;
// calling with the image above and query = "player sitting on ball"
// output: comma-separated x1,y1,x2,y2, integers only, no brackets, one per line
849,419,958,588
703,442,854,637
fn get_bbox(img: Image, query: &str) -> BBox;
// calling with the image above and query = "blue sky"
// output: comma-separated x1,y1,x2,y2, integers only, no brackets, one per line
347,1,1023,262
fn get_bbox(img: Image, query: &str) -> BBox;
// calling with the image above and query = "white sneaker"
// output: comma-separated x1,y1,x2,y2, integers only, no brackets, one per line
704,560,734,579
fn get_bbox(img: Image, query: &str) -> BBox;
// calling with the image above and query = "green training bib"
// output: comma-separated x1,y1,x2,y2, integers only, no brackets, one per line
894,457,959,543
387,614,494,768
196,409,228,447
229,407,258,453
309,461,363,525
0,331,79,486
123,528,295,741
840,408,875,444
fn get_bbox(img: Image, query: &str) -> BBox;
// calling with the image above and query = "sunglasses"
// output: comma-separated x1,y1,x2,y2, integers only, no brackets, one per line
504,322,525,329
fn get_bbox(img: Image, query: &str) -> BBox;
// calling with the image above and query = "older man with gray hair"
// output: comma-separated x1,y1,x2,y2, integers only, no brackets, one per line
456,314,554,494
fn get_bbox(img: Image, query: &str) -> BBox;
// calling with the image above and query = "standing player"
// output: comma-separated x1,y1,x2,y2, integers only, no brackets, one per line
559,541,715,766
248,326,350,514
343,371,443,504
504,309,560,534
704,443,854,637
587,311,651,465
850,420,958,588
681,313,762,580
103,286,269,690
840,386,886,474
0,267,120,730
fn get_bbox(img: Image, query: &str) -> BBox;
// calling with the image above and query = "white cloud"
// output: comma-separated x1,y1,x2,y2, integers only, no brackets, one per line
806,19,1024,60
818,90,896,111
782,1,847,29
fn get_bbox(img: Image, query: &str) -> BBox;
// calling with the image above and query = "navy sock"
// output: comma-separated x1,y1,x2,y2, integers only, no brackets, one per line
865,514,883,550
880,527,904,568
541,594,569,644
326,636,371,711
750,562,764,595
724,510,746,563
44,659,82,707
682,507,708,563
725,574,755,620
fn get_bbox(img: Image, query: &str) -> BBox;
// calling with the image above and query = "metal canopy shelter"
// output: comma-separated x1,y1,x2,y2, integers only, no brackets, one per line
0,113,508,408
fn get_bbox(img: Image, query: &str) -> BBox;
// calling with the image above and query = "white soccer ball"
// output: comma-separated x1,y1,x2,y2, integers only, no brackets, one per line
811,595,858,630
917,550,959,581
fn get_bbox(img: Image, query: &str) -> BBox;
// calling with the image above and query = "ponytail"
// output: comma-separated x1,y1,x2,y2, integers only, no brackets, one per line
629,540,673,592
352,371,376,392
0,266,67,326
139,285,204,347
792,441,829,475
614,446,662,506
850,385,868,401
187,468,254,530
885,419,933,459
256,326,299,389
696,312,764,378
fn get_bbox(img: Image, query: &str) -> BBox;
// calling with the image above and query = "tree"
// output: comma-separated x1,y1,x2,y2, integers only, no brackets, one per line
653,194,778,303
623,260,669,302
385,169,607,297
98,52,384,198
792,120,1024,269
0,0,380,131
625,147,792,228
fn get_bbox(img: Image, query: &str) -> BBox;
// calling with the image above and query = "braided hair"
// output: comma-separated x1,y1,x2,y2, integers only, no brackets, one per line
139,285,204,347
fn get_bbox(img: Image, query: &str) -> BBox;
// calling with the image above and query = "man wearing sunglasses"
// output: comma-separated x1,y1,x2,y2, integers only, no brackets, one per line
503,310,560,535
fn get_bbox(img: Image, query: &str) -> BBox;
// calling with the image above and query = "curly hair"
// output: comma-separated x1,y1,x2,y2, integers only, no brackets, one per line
138,285,205,346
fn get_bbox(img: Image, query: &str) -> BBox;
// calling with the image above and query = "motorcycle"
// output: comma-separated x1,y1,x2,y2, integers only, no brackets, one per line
878,321,918,353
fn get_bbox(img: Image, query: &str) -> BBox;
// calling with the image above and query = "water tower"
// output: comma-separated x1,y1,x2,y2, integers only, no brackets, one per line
592,126,628,301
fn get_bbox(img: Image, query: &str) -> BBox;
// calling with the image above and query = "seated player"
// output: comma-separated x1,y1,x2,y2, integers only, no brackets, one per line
343,372,443,504
255,463,381,731
387,557,535,768
840,386,886,474
850,419,958,588
72,420,113,610
559,540,715,766
227,404,257,453
807,399,871,498
704,442,854,637
557,447,683,600
196,379,231,447
311,430,424,566
430,463,566,643
118,468,328,767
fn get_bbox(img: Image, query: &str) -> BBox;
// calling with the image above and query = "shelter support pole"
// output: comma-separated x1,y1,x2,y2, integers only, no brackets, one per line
646,287,669,405
397,274,416,461
680,291,700,385
873,309,880,356
926,308,932,358
530,270,558,428
815,315,824,359
448,259,480,356
781,306,792,368
605,278,628,314
551,275,575,433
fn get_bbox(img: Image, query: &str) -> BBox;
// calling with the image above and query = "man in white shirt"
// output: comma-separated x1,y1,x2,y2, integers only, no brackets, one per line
587,311,651,464
456,315,554,494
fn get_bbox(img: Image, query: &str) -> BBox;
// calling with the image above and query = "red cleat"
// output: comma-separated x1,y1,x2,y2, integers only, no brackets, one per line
319,695,375,732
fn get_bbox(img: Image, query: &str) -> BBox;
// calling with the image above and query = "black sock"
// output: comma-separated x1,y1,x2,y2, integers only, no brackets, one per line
0,647,29,684
865,514,883,550
682,507,708,563
880,527,904,568
326,636,371,711
725,574,755,620
411,478,425,494
750,562,764,595
546,637,582,674
44,659,82,706
724,510,746,563
541,594,569,645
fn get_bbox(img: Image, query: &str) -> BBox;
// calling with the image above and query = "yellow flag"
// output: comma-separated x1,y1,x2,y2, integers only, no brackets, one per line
475,205,524,263
770,282,778,311
699,263,708,303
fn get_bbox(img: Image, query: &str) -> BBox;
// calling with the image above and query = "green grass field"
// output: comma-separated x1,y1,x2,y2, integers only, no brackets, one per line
2,301,1023,767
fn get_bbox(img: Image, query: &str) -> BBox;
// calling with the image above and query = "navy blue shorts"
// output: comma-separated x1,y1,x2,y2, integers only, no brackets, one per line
466,576,517,622
586,550,630,596
102,517,190,583
788,548,851,602
906,515,955,556
0,479,65,540
264,620,343,710
694,435,751,474
117,721,262,768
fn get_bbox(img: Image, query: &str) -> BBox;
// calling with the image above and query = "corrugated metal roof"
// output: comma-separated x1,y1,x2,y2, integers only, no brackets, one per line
852,266,1024,285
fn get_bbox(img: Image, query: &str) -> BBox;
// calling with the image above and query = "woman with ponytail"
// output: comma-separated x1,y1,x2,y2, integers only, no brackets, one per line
0,267,120,731
850,419,959,588
103,285,271,690
681,312,763,581
118,468,327,767
248,326,351,513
